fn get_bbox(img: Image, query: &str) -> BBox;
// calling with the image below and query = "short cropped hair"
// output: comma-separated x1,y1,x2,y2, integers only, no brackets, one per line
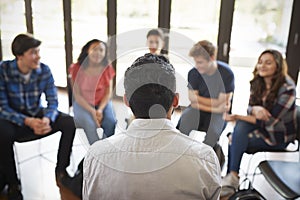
189,40,216,60
124,53,176,118
11,33,41,57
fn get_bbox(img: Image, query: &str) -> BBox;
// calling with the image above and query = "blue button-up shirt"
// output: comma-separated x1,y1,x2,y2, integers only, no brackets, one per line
0,59,58,126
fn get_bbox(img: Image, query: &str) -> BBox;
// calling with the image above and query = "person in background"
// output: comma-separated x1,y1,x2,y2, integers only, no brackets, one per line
221,49,296,197
125,28,167,128
69,39,117,145
83,53,221,200
176,40,234,150
0,33,76,199
146,28,166,56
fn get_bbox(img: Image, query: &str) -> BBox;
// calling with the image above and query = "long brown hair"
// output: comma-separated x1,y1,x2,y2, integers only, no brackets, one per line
249,49,287,111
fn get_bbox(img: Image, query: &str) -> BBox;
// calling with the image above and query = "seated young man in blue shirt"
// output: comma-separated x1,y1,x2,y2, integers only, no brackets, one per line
177,40,235,148
0,33,76,199
83,53,221,200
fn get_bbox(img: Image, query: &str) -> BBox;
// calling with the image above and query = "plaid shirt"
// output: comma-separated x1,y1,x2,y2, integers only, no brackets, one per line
248,76,297,145
0,59,58,126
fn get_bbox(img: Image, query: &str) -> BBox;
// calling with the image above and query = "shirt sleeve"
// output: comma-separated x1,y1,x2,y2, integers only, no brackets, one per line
43,66,59,122
224,70,235,93
68,63,80,82
187,69,199,90
102,65,116,87
106,65,116,80
0,62,27,126
256,84,296,129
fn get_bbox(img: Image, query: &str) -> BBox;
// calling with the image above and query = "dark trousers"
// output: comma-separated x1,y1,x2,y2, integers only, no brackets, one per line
0,111,76,185
176,106,226,147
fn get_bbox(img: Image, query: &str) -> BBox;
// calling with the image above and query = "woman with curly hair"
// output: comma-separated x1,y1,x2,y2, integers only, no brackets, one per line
221,49,297,197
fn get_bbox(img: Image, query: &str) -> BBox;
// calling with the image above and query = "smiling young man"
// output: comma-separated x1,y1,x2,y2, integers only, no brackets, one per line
0,33,76,199
177,40,235,151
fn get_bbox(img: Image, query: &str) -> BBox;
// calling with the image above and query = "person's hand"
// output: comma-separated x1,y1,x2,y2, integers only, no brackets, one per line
90,109,100,128
215,102,228,113
96,109,103,125
189,91,198,103
223,113,237,121
27,117,52,135
251,106,271,121
190,101,199,109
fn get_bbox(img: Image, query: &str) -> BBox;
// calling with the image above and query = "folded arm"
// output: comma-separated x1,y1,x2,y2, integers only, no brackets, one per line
189,89,233,113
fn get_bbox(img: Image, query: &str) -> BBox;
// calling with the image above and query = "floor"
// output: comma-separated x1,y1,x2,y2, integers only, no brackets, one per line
1,89,299,200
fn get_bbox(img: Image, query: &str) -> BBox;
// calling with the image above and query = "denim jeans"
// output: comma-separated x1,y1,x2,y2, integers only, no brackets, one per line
177,106,226,147
227,120,289,173
73,101,117,145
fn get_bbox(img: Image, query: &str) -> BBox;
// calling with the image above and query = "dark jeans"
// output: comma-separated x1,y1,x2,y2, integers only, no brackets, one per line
0,111,76,185
227,120,289,173
177,106,226,147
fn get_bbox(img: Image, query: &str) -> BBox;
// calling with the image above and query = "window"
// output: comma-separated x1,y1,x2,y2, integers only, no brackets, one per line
229,0,294,114
0,0,27,60
32,0,66,87
169,0,221,106
72,0,107,62
115,0,159,96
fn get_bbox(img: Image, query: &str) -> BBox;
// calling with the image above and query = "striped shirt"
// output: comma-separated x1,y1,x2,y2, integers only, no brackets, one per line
0,59,58,126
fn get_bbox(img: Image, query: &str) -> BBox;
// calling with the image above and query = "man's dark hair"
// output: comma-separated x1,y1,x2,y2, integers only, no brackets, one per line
11,33,41,57
124,53,176,119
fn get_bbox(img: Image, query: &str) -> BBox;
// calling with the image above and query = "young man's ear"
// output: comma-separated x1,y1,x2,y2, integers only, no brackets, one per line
123,95,130,107
173,93,179,108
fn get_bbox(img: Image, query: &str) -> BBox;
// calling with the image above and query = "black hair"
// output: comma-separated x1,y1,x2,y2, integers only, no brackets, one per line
124,53,176,118
77,39,109,68
11,33,41,57
146,28,164,40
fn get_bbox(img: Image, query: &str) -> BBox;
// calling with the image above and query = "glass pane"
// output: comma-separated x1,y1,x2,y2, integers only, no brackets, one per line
170,0,221,43
0,0,27,60
115,0,159,96
229,0,293,114
72,0,107,62
32,0,66,87
169,0,221,106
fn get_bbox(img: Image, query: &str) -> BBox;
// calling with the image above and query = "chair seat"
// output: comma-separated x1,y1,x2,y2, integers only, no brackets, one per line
258,160,300,199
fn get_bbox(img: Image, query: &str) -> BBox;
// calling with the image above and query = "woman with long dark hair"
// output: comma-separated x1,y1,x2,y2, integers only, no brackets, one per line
221,49,297,197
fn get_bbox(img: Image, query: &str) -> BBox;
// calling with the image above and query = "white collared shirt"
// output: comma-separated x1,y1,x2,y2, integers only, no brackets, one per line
83,118,221,200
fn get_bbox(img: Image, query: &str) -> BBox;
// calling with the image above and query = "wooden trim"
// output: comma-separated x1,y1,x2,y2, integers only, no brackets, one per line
217,0,235,63
286,0,300,84
107,0,117,96
24,0,34,34
158,0,171,53
62,0,73,107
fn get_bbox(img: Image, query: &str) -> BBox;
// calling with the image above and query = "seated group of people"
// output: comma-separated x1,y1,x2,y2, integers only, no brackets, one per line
0,30,297,200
